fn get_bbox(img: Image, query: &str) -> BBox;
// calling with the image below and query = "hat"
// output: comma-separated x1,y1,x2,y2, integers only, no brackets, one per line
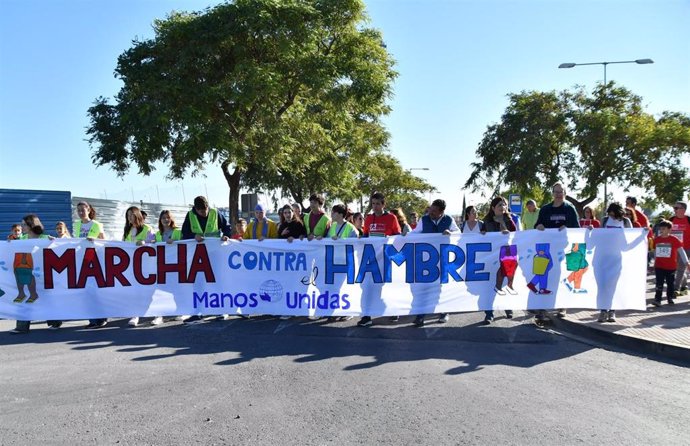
255,204,266,212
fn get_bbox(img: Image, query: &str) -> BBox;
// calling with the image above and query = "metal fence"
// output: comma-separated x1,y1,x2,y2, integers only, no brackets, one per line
72,197,192,240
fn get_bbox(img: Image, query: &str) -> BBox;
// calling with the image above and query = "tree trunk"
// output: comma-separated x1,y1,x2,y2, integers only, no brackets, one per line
221,160,241,225
566,194,596,218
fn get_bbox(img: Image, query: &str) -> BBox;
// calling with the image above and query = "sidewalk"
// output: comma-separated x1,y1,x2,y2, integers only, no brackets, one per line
551,273,690,363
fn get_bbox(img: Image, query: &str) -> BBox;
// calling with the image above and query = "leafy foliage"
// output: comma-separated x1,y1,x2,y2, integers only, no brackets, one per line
87,0,414,221
465,82,690,213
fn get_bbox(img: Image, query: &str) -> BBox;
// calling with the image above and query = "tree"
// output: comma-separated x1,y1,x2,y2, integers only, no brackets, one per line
87,0,397,222
357,153,436,214
464,83,690,215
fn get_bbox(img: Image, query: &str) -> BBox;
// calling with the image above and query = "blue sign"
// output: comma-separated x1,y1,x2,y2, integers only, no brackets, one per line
509,194,522,214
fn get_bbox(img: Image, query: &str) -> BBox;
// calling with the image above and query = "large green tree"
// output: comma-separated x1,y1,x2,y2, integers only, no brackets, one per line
465,83,690,214
87,0,398,222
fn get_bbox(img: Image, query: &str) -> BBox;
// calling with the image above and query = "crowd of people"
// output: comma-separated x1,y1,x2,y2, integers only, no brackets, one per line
5,181,689,334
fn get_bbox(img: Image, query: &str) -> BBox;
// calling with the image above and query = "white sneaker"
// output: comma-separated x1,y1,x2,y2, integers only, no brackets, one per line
128,317,139,327
151,316,163,326
493,286,506,296
505,286,517,295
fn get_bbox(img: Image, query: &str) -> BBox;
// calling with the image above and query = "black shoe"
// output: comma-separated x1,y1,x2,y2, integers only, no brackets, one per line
357,316,373,327
413,316,425,327
184,315,204,324
505,310,513,319
390,316,400,322
483,316,493,325
437,313,449,323
85,320,107,329
668,299,675,305
651,299,662,307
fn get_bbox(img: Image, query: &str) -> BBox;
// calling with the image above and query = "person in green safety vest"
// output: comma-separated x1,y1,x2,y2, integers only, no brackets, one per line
181,196,232,324
181,196,232,242
305,194,331,240
122,206,156,328
323,204,359,240
155,210,182,243
9,214,57,334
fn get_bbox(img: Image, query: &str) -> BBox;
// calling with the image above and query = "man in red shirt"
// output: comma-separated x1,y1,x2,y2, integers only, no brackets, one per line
670,201,690,294
652,219,688,306
362,192,402,238
357,192,401,327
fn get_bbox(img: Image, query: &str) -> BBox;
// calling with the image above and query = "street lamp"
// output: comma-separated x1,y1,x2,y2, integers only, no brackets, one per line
558,59,653,86
558,58,653,210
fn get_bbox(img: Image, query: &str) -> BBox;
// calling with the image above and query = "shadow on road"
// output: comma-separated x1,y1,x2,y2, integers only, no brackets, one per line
0,314,595,375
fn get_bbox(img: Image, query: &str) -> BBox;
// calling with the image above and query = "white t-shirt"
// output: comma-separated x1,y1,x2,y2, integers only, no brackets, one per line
79,221,94,238
604,217,624,229
461,220,483,234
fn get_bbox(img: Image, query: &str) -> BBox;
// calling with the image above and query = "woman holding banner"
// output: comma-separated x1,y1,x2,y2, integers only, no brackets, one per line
482,197,517,324
122,206,156,327
9,215,55,334
73,202,110,330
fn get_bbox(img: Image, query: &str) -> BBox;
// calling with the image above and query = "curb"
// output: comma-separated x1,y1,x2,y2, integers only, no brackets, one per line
550,316,690,365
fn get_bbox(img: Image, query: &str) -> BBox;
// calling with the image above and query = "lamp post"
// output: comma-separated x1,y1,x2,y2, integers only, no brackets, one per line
558,58,654,211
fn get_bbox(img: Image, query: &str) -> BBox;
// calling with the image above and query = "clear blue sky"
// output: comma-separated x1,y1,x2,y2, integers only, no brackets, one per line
1,0,688,213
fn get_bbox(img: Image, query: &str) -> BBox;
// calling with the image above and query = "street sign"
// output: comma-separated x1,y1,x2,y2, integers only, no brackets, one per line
509,193,522,214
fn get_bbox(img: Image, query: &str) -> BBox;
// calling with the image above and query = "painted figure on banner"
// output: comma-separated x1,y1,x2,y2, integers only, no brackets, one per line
563,243,589,293
13,252,38,304
527,243,553,294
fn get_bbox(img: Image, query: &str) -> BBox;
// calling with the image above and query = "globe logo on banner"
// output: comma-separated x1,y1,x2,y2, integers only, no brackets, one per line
259,280,283,303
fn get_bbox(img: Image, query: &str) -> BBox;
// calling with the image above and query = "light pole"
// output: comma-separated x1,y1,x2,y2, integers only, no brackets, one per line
558,58,653,211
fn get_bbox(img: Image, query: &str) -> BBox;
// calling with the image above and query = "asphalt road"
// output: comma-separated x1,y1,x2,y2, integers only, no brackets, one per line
1,312,689,445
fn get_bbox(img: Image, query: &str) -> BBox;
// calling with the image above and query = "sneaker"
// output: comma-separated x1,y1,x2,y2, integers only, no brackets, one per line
607,310,616,322
483,315,494,325
598,311,607,322
438,313,449,323
48,324,61,330
505,310,513,319
527,283,538,293
556,309,567,318
215,314,230,321
174,315,190,321
357,316,373,327
651,299,662,307
413,316,425,327
505,286,517,295
494,286,506,296
85,320,107,329
339,316,353,321
184,315,204,324
151,316,164,326
563,279,573,291
667,299,675,305
539,289,553,295
128,317,139,327
390,316,400,322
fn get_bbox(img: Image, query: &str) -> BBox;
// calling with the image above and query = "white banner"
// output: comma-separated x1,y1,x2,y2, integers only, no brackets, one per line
0,228,649,319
